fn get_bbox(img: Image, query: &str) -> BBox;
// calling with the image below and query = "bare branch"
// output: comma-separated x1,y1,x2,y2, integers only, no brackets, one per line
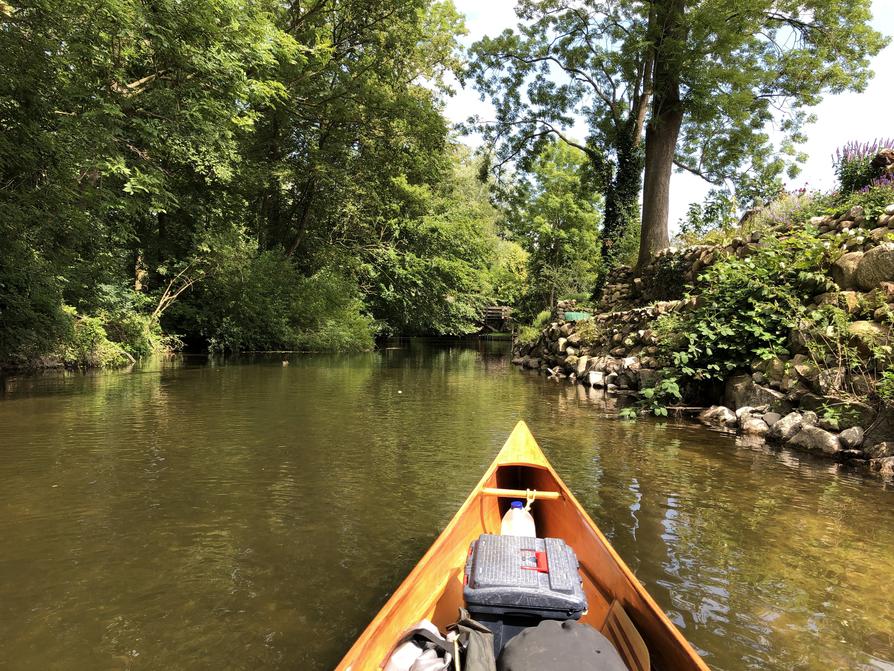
673,159,724,185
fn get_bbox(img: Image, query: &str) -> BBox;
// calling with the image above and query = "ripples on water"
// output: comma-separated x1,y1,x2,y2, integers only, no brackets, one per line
1,342,892,670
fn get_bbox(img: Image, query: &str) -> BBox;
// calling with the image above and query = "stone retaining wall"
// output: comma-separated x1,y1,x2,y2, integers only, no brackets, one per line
513,200,894,478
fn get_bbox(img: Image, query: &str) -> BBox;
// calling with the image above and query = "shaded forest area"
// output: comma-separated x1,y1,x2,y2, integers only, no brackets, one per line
1,0,526,367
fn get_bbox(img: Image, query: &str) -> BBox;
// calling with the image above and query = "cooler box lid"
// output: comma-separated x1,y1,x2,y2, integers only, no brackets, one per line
463,534,587,619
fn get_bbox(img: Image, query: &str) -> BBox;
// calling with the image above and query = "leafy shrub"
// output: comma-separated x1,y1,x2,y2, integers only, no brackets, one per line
575,318,603,345
515,309,552,347
532,310,552,329
879,370,894,404
640,376,683,416
289,269,376,352
60,307,132,368
89,284,167,357
170,245,375,353
514,326,541,346
833,138,894,193
676,173,784,246
488,240,528,307
655,229,833,382
746,189,816,229
678,189,740,241
797,182,894,224
679,189,814,246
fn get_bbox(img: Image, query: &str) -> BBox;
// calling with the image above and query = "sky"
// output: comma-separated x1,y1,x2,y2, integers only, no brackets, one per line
442,0,894,230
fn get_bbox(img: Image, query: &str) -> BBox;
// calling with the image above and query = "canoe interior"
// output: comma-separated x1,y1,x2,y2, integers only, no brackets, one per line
336,422,708,671
429,463,616,635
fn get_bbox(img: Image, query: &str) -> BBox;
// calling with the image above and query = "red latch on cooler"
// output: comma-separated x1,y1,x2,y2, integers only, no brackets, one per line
520,549,549,573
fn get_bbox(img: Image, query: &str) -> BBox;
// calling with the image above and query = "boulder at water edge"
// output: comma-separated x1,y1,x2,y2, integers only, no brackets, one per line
866,442,894,459
740,416,770,437
724,373,789,411
788,425,841,455
870,456,894,474
698,406,737,428
838,426,865,451
768,412,804,442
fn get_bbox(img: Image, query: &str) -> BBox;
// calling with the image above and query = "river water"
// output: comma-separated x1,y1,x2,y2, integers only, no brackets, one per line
1,341,892,671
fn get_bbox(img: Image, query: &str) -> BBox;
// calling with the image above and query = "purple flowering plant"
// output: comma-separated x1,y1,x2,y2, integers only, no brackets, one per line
833,138,894,193
860,172,894,192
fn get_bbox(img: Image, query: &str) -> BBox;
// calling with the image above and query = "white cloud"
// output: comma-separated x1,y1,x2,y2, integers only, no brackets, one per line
443,0,894,231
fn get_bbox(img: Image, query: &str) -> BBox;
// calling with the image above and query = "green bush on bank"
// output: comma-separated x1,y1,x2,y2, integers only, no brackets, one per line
1,245,168,369
833,139,894,193
60,307,133,368
89,284,169,358
289,270,376,352
168,246,375,353
643,183,894,412
655,228,834,383
797,183,894,224
515,309,552,347
0,239,70,366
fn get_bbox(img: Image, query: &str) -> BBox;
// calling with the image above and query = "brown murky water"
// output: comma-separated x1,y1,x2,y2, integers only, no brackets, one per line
1,341,892,671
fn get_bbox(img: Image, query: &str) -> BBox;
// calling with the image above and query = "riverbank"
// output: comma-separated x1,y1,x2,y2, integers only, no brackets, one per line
512,194,894,479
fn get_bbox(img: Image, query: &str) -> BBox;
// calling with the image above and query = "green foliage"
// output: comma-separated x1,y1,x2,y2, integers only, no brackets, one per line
679,189,741,241
574,319,603,346
679,188,811,246
879,371,894,404
836,156,879,194
656,229,834,381
168,243,375,353
515,309,553,347
618,406,639,420
532,310,552,330
470,0,887,267
89,284,166,358
361,152,497,336
619,370,684,418
0,0,482,364
640,376,683,417
515,326,541,347
60,307,132,369
488,240,529,307
0,239,70,365
501,141,602,313
290,273,377,353
799,183,894,226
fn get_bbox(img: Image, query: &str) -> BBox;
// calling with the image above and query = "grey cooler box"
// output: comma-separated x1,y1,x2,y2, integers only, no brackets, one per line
463,534,588,653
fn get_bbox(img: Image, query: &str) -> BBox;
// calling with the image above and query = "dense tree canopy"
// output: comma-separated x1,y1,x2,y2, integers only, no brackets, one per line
469,0,888,271
500,140,602,312
0,0,516,364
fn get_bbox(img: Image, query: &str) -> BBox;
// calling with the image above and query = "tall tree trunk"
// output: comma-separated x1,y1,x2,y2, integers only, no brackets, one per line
638,107,681,269
637,0,685,271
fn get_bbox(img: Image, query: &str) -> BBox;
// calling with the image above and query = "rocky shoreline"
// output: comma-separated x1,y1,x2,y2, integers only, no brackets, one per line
512,202,894,479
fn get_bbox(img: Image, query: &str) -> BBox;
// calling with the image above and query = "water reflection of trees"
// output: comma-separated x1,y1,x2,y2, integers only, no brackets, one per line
2,348,893,670
522,403,894,671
